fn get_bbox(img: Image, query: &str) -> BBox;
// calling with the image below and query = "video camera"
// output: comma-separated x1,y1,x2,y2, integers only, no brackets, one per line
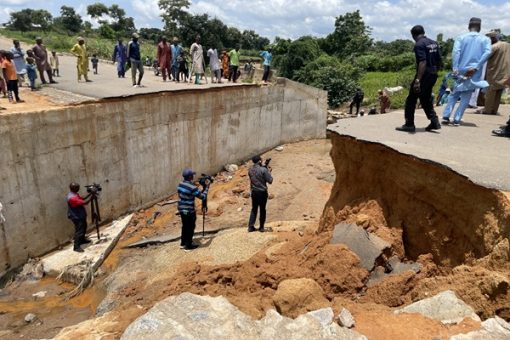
198,174,214,188
85,183,102,196
263,158,272,168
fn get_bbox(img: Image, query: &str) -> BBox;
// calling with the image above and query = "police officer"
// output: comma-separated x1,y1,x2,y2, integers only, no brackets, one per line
248,155,273,232
66,182,92,252
396,25,442,132
177,168,209,251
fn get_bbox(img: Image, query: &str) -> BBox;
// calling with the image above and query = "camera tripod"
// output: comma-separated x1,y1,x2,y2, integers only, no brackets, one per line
90,194,101,240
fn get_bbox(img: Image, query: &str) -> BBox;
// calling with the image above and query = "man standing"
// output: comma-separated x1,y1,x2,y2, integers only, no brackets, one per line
32,37,56,84
248,155,273,233
480,31,510,115
178,168,209,251
260,48,273,83
207,47,221,83
171,37,182,82
127,33,144,88
441,18,492,126
10,40,26,87
190,35,205,85
70,37,91,82
112,39,127,78
229,46,240,83
157,37,172,82
396,25,442,132
349,88,364,115
66,183,92,253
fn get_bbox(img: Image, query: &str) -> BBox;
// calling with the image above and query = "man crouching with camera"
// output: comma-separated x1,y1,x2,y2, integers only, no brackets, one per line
178,168,210,251
67,182,93,252
248,155,273,232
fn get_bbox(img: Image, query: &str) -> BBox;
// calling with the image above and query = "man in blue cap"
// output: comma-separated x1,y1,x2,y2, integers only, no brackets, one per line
177,168,209,251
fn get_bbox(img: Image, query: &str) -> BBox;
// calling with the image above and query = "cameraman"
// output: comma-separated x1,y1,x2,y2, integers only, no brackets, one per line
66,182,92,253
177,168,209,251
248,155,273,232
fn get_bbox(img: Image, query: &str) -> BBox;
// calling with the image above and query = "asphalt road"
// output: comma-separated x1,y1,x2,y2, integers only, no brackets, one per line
328,106,510,191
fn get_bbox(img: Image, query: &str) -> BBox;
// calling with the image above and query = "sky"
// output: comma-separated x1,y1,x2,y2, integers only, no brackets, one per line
1,0,509,42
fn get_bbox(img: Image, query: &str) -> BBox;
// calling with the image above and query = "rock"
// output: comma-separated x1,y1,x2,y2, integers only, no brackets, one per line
337,308,355,328
224,164,239,173
121,293,367,340
395,290,481,324
24,313,37,323
268,194,275,200
242,192,251,199
450,316,510,339
272,278,330,318
32,291,47,299
18,259,44,281
275,146,284,151
330,222,390,271
232,187,245,194
237,207,243,212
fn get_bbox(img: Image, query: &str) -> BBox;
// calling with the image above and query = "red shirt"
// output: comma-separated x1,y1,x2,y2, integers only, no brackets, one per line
68,192,86,207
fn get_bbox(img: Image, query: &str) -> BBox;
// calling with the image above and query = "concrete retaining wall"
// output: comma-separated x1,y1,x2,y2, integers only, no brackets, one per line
0,79,326,276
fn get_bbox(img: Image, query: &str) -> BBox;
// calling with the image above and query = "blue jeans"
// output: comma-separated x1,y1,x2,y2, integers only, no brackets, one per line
442,90,473,123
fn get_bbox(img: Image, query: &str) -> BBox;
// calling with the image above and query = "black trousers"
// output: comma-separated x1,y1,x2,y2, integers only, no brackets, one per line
248,190,268,229
71,218,87,249
7,80,20,101
404,73,439,126
262,65,270,82
349,100,361,114
229,66,239,82
180,211,197,246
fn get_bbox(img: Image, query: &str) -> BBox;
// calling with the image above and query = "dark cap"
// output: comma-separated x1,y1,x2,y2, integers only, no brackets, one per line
182,168,196,178
469,17,481,25
252,155,261,164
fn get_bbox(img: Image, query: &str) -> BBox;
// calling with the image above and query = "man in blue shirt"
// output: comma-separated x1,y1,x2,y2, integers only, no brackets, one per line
171,37,183,82
178,168,209,251
396,25,442,133
442,18,491,126
127,33,144,88
260,48,273,83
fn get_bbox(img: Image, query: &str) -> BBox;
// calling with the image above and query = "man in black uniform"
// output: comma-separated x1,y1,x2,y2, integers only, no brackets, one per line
248,155,273,232
349,88,364,115
397,25,442,132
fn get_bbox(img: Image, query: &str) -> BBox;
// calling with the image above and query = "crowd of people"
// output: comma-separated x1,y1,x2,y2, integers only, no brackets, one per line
349,18,509,138
0,33,274,110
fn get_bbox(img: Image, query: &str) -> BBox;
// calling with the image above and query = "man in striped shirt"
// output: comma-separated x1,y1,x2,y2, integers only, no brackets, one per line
178,168,209,251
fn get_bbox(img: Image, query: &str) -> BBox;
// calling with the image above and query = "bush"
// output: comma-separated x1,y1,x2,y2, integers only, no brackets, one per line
295,54,363,108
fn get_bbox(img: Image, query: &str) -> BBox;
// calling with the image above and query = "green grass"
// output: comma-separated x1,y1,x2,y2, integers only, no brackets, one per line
360,70,448,109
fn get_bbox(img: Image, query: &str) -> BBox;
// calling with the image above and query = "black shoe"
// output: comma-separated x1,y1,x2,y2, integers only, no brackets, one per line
395,125,416,132
259,228,265,233
425,122,441,131
81,238,92,244
492,129,510,137
73,247,84,253
49,80,58,84
183,244,199,251
248,227,256,232
441,118,450,125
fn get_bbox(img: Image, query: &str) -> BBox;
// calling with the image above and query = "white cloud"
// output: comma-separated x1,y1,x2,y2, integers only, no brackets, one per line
0,0,29,4
131,0,162,21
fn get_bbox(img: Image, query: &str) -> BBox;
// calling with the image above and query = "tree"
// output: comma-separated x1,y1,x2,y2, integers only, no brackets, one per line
324,10,372,59
159,0,191,35
56,6,83,33
87,3,109,22
275,36,321,79
7,9,53,31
